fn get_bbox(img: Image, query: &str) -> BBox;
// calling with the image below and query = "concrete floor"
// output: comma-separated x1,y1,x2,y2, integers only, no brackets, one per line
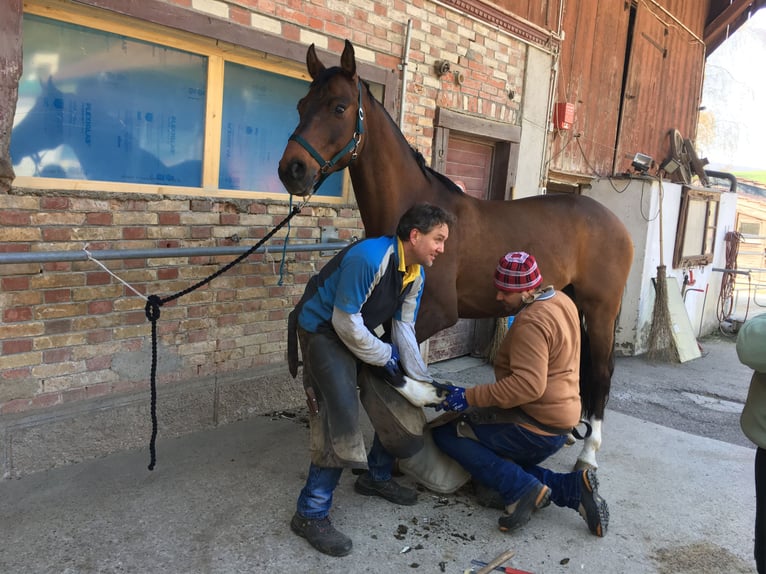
0,337,759,574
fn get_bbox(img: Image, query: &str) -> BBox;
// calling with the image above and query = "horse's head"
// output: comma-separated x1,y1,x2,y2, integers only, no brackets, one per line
278,40,367,196
10,77,66,166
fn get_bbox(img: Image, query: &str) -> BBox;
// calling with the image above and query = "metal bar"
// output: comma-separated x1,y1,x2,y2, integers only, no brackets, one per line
0,241,350,265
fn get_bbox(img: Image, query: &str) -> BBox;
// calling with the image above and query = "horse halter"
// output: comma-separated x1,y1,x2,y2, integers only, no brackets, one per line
288,79,365,193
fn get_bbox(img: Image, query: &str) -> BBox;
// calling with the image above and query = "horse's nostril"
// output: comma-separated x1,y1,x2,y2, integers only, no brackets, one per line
289,160,306,182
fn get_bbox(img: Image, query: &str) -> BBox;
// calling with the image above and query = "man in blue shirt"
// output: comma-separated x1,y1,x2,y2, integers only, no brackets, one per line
287,203,454,556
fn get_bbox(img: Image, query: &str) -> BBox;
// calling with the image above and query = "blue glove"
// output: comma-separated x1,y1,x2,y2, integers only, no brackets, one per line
380,343,405,388
436,384,469,412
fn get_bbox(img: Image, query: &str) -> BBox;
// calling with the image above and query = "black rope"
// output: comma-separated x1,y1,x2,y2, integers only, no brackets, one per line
143,205,301,470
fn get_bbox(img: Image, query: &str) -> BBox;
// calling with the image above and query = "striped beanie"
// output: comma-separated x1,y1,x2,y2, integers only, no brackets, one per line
494,251,543,292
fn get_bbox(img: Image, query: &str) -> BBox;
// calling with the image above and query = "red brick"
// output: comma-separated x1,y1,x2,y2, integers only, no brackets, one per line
3,339,33,354
43,228,71,241
159,213,180,225
86,212,112,225
4,307,32,322
191,199,212,212
88,300,114,314
87,272,112,285
43,348,72,363
158,268,179,280
41,197,70,210
1,367,31,380
87,330,113,344
2,277,29,291
0,244,30,253
0,210,31,225
42,261,72,272
221,213,240,225
123,227,146,240
191,226,212,239
44,289,71,303
86,355,112,371
230,5,250,24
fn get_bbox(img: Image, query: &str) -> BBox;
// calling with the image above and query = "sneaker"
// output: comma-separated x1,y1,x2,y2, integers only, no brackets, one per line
497,483,551,532
578,469,609,537
290,513,353,557
354,472,418,506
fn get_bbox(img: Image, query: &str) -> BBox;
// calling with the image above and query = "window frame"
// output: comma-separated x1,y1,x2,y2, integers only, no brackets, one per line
672,185,721,268
15,0,397,202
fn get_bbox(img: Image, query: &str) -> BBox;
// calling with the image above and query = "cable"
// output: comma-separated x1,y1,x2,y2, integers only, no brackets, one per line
717,231,746,333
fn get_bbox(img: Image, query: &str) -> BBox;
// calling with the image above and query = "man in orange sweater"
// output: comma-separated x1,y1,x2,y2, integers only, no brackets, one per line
432,251,609,535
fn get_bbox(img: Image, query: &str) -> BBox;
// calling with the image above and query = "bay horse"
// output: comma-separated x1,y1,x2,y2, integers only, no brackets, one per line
278,40,634,470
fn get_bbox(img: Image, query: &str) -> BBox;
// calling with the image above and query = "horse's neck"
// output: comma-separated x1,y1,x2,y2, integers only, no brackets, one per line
350,98,432,236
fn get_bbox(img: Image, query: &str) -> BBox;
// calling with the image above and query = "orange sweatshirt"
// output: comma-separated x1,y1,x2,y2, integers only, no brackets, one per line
466,291,581,433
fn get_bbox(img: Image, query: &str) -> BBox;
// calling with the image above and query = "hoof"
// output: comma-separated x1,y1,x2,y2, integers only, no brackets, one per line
573,459,597,472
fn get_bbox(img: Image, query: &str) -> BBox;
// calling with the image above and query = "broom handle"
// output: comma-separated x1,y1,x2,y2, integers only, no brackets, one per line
658,173,664,268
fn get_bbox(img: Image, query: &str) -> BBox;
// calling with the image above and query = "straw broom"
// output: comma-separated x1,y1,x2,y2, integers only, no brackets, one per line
647,173,679,362
486,316,509,364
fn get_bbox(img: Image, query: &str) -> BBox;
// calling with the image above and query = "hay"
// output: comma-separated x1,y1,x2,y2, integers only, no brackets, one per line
485,317,508,364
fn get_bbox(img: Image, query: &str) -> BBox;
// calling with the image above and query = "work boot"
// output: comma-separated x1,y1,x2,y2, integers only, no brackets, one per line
578,468,609,537
497,483,551,532
473,481,505,510
354,472,418,505
290,513,352,557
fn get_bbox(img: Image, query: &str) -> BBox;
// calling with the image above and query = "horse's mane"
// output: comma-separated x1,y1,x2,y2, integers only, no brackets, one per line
316,67,465,196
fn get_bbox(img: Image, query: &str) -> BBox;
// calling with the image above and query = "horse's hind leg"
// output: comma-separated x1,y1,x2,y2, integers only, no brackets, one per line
575,303,618,471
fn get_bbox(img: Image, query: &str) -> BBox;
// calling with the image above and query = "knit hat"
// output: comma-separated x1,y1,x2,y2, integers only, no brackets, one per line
494,251,543,292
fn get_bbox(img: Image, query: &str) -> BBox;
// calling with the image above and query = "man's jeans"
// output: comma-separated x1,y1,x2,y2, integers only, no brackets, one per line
297,434,394,518
432,419,583,509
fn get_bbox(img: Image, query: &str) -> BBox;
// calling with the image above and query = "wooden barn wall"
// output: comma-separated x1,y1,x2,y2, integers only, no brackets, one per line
614,0,707,175
551,0,629,178
550,0,707,180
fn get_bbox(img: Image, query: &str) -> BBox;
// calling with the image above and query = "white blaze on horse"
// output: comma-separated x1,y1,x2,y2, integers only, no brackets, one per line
278,40,633,470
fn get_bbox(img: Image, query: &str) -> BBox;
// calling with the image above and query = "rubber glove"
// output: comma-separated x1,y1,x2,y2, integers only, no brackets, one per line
380,343,405,388
436,384,469,412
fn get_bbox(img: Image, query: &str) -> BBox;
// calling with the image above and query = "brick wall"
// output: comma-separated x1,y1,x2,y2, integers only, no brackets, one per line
0,192,363,416
1,0,530,473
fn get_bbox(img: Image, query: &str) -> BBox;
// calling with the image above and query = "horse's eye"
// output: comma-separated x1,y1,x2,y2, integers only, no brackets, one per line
334,104,346,115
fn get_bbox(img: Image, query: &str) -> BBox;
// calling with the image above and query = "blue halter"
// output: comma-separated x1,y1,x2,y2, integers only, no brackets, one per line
288,79,365,193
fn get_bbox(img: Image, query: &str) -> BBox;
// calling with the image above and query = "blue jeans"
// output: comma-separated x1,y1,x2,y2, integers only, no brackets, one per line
296,434,394,518
432,419,583,509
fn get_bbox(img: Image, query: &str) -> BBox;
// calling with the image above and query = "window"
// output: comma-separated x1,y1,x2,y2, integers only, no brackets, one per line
11,4,347,200
739,221,761,238
672,186,720,268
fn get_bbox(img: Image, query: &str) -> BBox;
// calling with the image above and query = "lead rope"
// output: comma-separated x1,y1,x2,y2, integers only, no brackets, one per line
144,199,304,470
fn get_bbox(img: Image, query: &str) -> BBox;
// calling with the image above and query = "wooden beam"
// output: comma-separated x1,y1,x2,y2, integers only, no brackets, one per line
704,0,757,46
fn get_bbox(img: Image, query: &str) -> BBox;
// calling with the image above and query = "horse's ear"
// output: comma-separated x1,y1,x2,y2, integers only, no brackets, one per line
340,39,357,78
306,44,325,80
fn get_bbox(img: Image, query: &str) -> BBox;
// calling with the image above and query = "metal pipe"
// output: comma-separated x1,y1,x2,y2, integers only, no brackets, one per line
398,18,413,128
0,241,350,265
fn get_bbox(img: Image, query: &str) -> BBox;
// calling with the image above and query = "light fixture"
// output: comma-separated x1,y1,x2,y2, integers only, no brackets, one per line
631,153,653,174
660,157,680,175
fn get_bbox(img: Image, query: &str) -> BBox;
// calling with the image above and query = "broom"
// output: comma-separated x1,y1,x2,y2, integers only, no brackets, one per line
485,316,509,364
647,173,679,362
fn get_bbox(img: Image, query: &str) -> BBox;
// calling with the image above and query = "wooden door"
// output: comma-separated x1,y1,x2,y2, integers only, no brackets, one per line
427,134,496,363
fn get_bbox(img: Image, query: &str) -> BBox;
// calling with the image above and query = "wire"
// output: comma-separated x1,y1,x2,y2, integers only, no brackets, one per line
717,231,746,333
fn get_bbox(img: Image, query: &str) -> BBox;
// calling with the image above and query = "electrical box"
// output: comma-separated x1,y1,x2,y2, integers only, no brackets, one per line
553,102,575,130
